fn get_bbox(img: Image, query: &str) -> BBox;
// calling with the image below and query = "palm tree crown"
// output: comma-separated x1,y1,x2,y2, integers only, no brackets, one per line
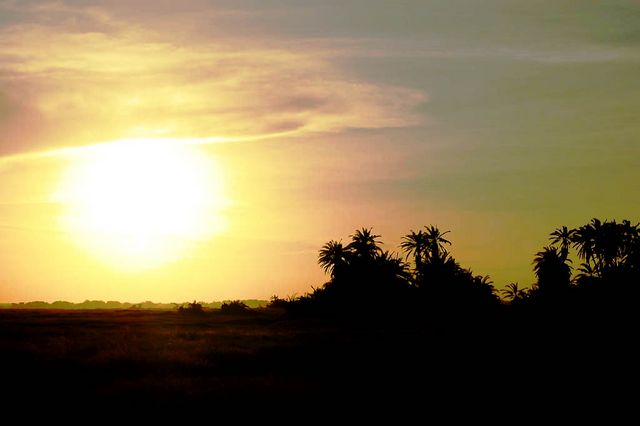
500,282,527,302
571,218,640,276
318,240,348,277
549,226,575,259
401,230,428,265
423,225,451,261
533,246,572,293
347,228,382,260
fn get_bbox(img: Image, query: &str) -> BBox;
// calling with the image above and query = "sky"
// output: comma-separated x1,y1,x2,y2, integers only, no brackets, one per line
1,0,639,302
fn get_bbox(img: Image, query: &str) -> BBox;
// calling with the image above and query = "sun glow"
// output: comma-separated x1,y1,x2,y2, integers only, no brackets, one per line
54,139,228,270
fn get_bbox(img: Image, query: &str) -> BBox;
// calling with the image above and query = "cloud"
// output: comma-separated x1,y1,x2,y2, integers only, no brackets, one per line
0,1,426,156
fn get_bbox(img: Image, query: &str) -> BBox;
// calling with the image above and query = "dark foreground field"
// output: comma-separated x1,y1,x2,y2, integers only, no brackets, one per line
0,308,633,413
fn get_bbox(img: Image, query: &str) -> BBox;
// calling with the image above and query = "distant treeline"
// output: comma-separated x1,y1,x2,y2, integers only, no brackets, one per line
0,299,268,310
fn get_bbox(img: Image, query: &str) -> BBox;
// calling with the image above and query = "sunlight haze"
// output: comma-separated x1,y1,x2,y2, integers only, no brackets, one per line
53,139,228,270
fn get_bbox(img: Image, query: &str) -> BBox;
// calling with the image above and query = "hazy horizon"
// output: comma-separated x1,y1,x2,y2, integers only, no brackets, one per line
1,0,639,302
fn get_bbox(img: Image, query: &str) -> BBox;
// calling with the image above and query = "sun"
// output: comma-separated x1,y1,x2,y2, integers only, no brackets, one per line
54,139,228,270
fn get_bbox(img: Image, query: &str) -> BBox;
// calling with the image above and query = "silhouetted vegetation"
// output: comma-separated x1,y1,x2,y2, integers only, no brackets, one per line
178,301,205,315
220,300,250,314
500,282,527,304
525,218,640,311
272,218,639,320
280,226,499,317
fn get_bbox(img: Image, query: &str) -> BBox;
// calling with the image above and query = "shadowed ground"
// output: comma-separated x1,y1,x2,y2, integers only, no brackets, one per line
0,308,632,414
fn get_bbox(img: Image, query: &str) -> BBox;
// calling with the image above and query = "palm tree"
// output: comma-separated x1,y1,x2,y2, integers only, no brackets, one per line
347,228,382,260
500,282,527,302
597,219,626,272
401,230,428,268
623,225,640,271
533,246,572,294
572,222,596,267
417,246,460,290
318,240,348,278
378,250,411,282
550,226,575,260
475,275,494,287
572,218,640,276
423,225,451,261
574,262,596,283
471,274,498,302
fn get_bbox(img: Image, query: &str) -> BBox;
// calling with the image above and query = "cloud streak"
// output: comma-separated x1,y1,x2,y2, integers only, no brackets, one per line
0,1,426,156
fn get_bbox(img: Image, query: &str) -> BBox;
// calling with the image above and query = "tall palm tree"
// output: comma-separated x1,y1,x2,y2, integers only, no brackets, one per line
318,240,348,278
550,226,575,260
597,219,626,272
572,222,596,267
533,246,572,293
423,225,451,261
401,230,428,267
347,228,382,260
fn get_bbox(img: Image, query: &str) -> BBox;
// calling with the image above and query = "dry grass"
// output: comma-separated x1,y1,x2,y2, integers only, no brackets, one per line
0,309,430,407
0,307,625,412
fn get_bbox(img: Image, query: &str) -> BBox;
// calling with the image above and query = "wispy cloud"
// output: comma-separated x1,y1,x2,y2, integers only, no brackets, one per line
0,1,426,156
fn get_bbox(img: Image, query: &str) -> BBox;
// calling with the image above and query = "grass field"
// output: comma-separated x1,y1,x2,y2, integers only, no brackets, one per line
0,307,630,412
0,309,438,407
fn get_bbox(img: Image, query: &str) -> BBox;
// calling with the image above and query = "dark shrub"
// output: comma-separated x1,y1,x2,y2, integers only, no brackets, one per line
178,301,205,315
220,300,250,314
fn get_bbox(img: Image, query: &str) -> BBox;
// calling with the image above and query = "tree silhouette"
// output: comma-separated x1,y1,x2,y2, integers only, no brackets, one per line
318,240,349,279
571,218,640,277
299,218,640,318
309,225,500,314
500,282,527,302
401,229,428,270
404,225,454,288
377,250,411,282
550,226,574,260
574,262,596,283
532,246,572,295
624,229,640,273
423,225,451,261
571,220,596,267
347,228,382,261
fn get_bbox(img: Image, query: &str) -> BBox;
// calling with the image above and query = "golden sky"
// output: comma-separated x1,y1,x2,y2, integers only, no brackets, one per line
1,0,640,302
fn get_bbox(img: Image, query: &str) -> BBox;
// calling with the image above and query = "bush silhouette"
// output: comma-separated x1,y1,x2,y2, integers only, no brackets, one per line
178,301,205,315
220,300,250,314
